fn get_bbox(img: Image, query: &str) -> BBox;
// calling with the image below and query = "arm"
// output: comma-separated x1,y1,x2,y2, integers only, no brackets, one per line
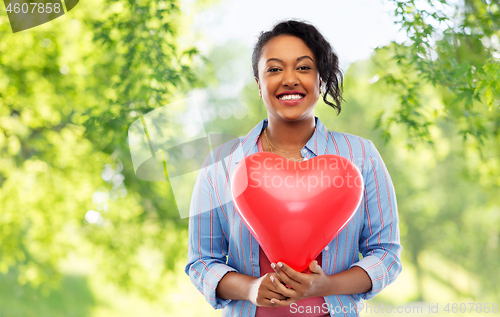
324,266,372,295
348,140,402,300
185,157,287,308
216,272,256,301
184,162,238,310
216,271,288,306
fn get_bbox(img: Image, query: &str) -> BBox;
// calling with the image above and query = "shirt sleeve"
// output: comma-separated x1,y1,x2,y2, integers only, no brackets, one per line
184,158,238,309
349,140,402,300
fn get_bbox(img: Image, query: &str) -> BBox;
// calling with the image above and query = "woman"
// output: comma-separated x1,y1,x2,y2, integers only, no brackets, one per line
185,19,402,317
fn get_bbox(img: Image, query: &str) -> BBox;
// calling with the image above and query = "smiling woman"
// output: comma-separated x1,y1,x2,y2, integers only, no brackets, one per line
257,35,321,127
252,20,344,114
254,34,321,163
185,19,402,317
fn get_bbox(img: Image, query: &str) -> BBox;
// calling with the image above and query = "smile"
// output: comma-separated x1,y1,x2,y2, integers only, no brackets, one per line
277,94,305,101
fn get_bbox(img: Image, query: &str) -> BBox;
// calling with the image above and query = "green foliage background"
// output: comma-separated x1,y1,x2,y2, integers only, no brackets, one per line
0,0,499,316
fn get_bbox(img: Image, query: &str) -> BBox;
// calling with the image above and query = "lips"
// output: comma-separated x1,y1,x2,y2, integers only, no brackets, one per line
276,90,306,98
276,90,306,106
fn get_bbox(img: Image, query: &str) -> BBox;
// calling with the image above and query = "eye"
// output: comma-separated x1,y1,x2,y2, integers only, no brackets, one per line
268,67,280,72
298,66,311,70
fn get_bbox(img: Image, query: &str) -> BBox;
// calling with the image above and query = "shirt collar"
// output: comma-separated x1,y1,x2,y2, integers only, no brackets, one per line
233,116,328,164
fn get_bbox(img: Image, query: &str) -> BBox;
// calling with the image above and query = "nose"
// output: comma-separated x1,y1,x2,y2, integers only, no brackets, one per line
282,68,299,87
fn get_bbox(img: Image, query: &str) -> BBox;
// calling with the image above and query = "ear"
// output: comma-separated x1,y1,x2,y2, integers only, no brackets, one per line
255,77,261,96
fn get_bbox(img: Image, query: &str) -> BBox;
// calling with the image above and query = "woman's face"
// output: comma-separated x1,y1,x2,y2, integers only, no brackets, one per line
256,35,321,122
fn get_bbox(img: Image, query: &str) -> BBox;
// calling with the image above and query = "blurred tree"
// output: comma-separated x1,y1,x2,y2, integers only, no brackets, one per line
1,0,499,309
377,0,500,148
366,3,500,300
316,50,500,302
370,1,500,300
0,0,206,299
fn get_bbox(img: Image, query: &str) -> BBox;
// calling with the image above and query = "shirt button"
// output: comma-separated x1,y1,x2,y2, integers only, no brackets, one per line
302,149,307,154
324,246,329,251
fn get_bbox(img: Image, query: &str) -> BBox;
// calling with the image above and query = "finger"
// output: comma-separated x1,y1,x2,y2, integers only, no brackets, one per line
309,260,324,274
269,276,287,297
270,275,279,291
271,275,293,295
271,275,295,297
268,289,288,300
273,262,301,286
269,272,286,288
270,297,294,307
264,291,287,300
273,267,298,289
265,294,287,306
270,263,287,280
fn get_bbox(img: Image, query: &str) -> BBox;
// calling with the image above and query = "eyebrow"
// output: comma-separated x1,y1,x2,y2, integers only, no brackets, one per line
265,55,314,64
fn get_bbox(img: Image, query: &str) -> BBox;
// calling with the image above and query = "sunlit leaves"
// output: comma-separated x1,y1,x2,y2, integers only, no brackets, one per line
0,0,202,299
381,0,500,147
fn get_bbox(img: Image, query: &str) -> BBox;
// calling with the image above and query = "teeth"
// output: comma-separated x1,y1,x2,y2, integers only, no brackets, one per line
278,94,304,101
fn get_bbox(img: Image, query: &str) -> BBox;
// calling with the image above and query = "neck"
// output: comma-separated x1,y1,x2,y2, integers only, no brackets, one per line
265,114,316,151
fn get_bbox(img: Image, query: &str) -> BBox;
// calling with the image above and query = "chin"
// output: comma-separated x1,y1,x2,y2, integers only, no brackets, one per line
277,111,309,122
276,107,313,121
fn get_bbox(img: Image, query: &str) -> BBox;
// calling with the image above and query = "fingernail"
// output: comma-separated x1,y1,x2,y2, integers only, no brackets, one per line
278,262,283,267
270,300,275,304
270,276,274,282
271,263,275,269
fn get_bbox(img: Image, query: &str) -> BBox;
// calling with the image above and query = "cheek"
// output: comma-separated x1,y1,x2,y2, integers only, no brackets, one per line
263,82,279,96
304,75,320,89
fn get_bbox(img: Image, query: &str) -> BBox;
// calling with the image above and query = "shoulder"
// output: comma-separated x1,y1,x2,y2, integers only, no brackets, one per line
200,136,247,175
327,130,376,154
327,130,370,144
325,131,387,175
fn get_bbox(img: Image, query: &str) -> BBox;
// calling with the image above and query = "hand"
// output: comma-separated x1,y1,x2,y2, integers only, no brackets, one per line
248,272,289,307
269,260,331,306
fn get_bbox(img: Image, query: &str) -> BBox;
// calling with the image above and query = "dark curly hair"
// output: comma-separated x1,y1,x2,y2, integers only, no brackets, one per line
252,19,344,114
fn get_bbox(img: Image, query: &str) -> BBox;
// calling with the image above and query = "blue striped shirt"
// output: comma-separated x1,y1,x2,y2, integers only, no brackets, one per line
185,116,402,317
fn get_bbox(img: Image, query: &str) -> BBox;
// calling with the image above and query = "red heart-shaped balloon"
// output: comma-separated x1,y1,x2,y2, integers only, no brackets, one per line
231,152,363,272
